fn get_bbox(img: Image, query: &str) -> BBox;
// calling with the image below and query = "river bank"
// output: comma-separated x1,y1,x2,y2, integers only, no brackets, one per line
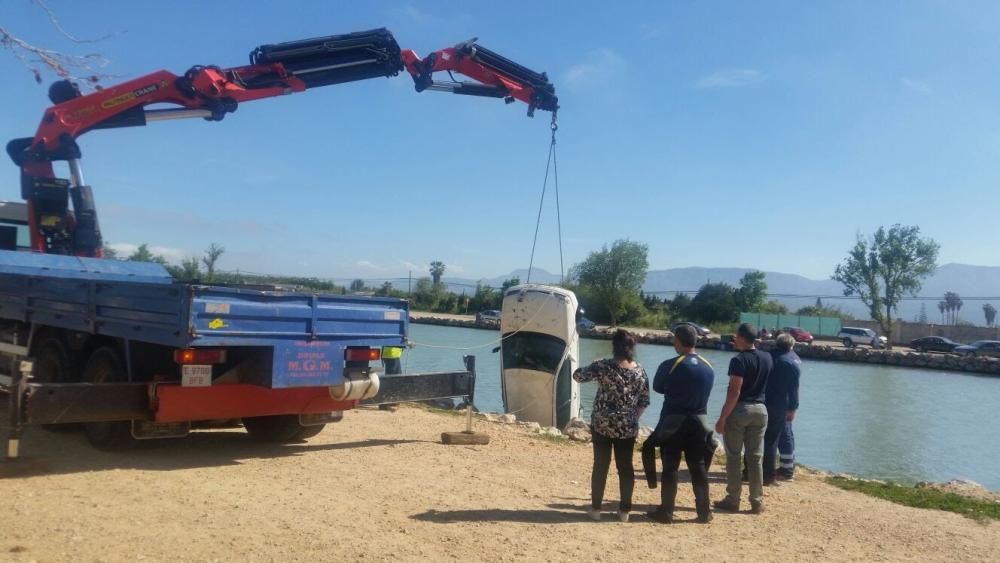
408,312,1000,376
2,406,996,561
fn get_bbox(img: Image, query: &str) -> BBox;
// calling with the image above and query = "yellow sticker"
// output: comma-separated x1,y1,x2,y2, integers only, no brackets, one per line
208,318,227,330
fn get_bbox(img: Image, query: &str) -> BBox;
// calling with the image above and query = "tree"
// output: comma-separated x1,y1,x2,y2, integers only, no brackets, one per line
918,303,928,324
938,301,946,324
350,279,366,292
166,256,201,282
795,305,852,321
815,297,823,308
735,270,768,312
943,292,964,325
757,299,789,315
984,303,997,328
201,243,225,282
570,239,649,326
102,245,119,259
688,282,738,324
832,225,939,347
127,244,167,265
377,281,393,297
500,277,520,294
429,261,446,285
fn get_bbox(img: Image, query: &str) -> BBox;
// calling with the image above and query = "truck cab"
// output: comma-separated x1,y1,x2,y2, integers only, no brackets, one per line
0,201,29,252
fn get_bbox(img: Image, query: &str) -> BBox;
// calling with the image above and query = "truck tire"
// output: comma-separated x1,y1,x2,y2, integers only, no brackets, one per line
33,338,79,432
82,346,138,451
242,415,325,443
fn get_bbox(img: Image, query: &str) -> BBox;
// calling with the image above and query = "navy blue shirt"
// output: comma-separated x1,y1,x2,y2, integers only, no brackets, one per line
653,354,715,417
767,350,801,413
728,349,771,403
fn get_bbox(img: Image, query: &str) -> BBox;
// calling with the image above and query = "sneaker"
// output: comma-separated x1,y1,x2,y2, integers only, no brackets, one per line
586,507,601,521
775,473,795,482
618,510,630,523
645,509,674,524
713,498,740,512
696,512,713,524
750,501,765,514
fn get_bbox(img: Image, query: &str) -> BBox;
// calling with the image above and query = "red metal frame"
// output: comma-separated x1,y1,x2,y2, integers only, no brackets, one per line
154,384,356,423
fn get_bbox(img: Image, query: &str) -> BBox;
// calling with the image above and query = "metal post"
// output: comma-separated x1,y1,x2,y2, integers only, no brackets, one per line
67,158,86,187
7,360,31,459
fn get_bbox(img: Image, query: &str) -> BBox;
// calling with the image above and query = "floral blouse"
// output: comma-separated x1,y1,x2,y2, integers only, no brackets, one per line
573,358,650,439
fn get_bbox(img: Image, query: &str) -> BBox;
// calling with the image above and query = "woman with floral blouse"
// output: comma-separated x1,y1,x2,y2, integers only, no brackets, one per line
573,329,650,522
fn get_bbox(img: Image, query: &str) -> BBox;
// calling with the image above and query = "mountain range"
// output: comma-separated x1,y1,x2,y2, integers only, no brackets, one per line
438,264,1000,325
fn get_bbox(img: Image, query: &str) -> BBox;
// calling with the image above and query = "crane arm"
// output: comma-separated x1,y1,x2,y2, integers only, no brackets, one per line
5,28,558,257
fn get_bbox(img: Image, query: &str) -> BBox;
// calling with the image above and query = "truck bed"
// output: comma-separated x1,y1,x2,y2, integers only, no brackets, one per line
0,250,408,387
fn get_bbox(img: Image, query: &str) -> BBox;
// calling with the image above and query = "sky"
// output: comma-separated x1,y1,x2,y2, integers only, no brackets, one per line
3,1,1000,282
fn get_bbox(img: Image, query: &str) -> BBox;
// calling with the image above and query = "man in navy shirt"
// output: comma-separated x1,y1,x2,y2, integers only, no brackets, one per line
646,324,715,524
766,333,801,484
715,323,771,514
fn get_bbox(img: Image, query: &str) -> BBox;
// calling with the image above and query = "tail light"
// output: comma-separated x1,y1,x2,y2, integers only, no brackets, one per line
345,347,380,362
174,349,227,364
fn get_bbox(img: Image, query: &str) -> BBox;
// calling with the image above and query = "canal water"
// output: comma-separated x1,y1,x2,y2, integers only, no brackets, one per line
404,323,1000,490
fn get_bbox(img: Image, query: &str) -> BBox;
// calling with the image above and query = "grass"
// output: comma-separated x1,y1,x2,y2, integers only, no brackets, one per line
826,476,1000,523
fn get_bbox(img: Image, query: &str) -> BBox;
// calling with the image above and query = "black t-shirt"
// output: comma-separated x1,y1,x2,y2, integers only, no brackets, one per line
728,349,772,403
652,354,715,417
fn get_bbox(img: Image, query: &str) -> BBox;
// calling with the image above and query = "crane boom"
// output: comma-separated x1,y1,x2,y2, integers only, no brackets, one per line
5,28,558,257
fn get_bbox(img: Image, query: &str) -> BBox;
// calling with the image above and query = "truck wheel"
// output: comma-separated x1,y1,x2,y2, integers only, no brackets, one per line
242,415,325,443
33,338,80,432
82,347,138,451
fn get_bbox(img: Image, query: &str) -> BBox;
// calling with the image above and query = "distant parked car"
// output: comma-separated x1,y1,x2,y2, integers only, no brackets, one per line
783,326,814,344
672,321,711,337
952,340,1000,358
838,327,887,349
909,336,960,353
475,309,502,324
576,316,596,331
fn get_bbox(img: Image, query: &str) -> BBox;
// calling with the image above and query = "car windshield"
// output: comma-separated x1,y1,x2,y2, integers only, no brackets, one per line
501,332,567,374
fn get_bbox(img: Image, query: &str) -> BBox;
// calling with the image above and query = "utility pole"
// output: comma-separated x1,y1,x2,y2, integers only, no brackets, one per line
408,270,412,296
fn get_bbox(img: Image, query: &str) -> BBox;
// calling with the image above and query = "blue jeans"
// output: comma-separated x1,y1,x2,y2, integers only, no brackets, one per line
778,421,795,476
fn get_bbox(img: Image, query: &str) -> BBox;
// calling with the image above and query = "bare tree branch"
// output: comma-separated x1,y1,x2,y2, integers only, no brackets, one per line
31,0,112,44
1,1,114,88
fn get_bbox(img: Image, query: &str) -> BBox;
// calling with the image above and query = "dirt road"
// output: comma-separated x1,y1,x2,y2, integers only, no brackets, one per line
2,407,997,562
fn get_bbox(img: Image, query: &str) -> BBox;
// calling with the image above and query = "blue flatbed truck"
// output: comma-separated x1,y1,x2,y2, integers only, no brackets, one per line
0,247,475,451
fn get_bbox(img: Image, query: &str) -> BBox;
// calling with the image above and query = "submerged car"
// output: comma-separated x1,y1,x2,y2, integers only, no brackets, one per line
909,336,960,353
952,340,1000,358
576,316,596,330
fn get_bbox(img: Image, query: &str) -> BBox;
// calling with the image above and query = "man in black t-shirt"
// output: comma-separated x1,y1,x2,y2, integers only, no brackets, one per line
714,323,771,514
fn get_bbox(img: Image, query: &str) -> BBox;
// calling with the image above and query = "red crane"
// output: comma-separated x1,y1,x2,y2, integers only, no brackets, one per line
5,28,558,257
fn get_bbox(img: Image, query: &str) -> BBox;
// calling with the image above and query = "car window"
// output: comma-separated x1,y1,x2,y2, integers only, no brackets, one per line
502,332,567,374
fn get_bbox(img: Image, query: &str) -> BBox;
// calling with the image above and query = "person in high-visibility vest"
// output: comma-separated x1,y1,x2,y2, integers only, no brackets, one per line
379,346,403,411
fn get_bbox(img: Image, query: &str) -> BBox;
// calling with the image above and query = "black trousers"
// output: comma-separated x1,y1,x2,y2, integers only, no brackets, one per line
659,417,710,519
591,431,636,511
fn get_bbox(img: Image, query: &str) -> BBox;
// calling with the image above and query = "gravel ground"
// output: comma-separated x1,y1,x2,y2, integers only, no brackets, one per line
1,406,998,562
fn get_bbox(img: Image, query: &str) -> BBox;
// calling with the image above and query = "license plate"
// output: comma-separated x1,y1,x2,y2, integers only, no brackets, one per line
182,364,212,387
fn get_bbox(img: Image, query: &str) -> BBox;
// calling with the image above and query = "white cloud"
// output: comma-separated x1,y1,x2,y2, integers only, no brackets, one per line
108,242,187,264
901,77,931,94
693,68,766,89
399,260,421,272
447,264,465,275
563,49,626,92
355,260,386,272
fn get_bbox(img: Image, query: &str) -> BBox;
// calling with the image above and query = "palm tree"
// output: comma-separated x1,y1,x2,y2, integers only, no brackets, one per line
938,301,946,324
429,261,446,285
944,292,962,325
983,303,997,327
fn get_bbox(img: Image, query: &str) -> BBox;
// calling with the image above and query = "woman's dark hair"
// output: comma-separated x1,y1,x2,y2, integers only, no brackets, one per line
612,329,637,361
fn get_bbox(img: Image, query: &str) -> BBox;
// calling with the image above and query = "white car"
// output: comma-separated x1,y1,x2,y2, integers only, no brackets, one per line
838,327,887,348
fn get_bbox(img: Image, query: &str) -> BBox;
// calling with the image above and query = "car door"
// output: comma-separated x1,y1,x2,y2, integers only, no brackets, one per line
987,342,1000,358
